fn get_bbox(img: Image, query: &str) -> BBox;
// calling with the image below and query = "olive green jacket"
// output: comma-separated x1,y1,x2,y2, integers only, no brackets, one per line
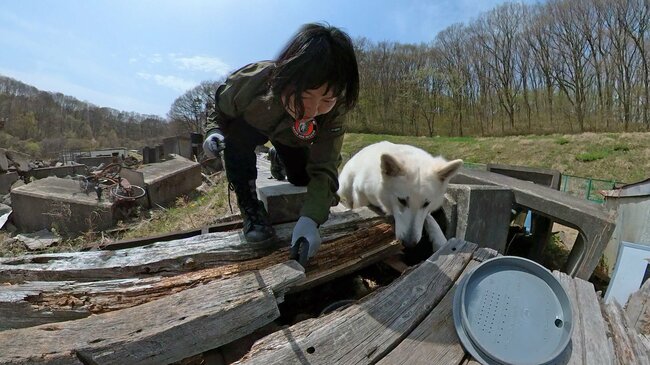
204,61,346,224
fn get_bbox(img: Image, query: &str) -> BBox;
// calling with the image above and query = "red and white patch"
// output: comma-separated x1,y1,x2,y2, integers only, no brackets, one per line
292,118,317,140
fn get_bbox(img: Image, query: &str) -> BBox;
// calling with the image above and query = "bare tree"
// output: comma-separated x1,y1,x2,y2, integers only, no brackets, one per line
167,80,221,134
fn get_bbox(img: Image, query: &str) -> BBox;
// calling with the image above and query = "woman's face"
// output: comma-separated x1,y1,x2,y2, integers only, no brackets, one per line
282,84,337,121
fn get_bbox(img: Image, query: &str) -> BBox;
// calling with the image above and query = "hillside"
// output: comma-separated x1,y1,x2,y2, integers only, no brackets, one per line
0,75,171,158
342,132,650,184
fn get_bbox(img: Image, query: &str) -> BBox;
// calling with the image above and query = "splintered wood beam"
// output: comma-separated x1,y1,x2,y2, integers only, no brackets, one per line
0,222,397,330
0,207,383,283
0,262,304,365
625,279,650,336
603,301,650,365
376,247,498,365
235,239,478,365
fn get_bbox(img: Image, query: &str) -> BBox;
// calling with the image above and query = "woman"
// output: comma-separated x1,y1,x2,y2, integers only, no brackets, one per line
203,23,359,260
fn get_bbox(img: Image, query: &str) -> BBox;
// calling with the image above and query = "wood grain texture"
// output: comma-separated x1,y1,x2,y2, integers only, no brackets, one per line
625,279,650,335
0,208,383,283
236,238,478,365
603,300,650,365
376,247,498,365
0,223,395,330
0,262,303,365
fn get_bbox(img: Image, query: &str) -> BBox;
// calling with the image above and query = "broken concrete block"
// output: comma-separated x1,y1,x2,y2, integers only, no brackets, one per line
0,149,8,172
5,150,31,173
257,183,307,224
10,177,115,234
15,229,60,250
0,172,20,195
487,163,562,190
120,155,201,208
446,184,513,253
27,165,88,180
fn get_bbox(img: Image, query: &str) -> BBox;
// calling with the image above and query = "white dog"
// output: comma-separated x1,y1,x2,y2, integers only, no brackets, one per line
337,141,463,250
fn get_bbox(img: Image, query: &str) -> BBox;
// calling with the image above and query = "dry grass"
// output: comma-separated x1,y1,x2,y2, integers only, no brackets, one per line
116,172,238,240
0,172,238,257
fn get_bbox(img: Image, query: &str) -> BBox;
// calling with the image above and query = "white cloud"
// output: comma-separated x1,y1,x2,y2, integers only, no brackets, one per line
149,53,163,64
171,55,230,75
137,72,196,93
0,67,166,115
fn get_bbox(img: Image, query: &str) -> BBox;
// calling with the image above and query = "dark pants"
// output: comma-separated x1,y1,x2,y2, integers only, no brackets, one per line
223,119,310,187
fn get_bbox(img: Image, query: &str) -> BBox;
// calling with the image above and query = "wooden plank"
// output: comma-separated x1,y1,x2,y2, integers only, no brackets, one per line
0,208,383,283
376,247,497,365
461,358,481,365
85,218,243,251
553,272,614,364
639,333,650,353
573,278,616,364
0,262,304,365
0,223,395,330
625,279,650,335
553,271,585,365
235,238,478,365
603,301,650,365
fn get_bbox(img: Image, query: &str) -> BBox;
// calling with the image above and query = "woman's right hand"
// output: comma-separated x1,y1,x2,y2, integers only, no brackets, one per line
202,131,225,157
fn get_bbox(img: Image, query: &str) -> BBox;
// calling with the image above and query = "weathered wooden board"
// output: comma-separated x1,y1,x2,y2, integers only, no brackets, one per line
0,262,304,365
552,271,615,364
0,208,383,283
603,301,650,365
461,358,481,365
376,248,497,365
553,271,585,365
236,238,478,365
0,223,397,330
625,279,650,335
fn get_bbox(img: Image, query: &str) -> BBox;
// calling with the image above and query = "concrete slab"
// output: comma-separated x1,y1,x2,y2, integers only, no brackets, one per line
0,149,9,172
5,150,31,173
10,177,115,234
256,154,307,224
162,135,193,160
486,163,562,261
76,156,114,168
487,163,562,190
120,155,201,208
451,168,616,279
27,165,88,180
446,184,513,253
0,172,20,195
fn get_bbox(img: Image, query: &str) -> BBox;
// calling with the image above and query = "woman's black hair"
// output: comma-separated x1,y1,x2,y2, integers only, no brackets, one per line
269,23,359,120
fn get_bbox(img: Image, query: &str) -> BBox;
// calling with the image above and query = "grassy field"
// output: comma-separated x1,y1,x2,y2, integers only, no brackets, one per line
341,132,650,184
1,131,648,258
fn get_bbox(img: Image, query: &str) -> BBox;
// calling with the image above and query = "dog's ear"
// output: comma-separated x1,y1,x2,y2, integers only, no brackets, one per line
437,159,463,181
381,154,405,177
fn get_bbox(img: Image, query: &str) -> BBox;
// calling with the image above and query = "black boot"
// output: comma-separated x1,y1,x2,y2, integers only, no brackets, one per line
232,180,276,242
268,147,286,181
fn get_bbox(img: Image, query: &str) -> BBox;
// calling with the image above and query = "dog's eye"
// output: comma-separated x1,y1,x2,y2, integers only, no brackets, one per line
422,201,430,208
398,197,408,207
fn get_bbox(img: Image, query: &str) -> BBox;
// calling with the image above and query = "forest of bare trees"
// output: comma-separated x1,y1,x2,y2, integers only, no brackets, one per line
0,76,168,157
346,0,649,136
169,0,648,138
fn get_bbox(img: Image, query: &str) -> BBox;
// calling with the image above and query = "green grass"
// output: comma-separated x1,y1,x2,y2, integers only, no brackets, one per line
555,137,570,145
342,131,650,183
575,150,611,162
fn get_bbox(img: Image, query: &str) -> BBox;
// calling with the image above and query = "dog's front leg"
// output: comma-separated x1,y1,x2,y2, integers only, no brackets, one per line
425,214,447,252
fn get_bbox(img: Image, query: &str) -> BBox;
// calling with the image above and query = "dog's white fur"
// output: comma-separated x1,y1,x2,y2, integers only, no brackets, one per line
337,141,463,250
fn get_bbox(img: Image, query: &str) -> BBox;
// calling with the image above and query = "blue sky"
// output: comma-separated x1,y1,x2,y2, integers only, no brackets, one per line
0,0,537,117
